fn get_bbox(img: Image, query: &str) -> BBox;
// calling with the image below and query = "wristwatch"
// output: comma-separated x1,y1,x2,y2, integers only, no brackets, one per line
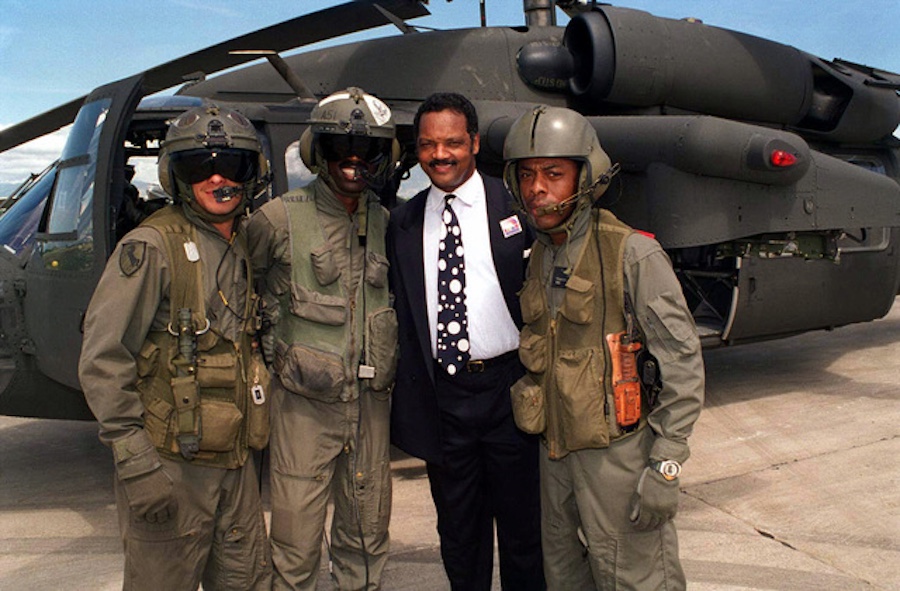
650,460,682,481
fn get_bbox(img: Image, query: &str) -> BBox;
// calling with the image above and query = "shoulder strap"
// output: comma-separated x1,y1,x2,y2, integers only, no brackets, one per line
141,206,206,330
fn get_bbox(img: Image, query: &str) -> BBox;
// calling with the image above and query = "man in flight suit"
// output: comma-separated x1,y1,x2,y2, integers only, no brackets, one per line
247,87,400,591
502,105,705,590
79,104,272,590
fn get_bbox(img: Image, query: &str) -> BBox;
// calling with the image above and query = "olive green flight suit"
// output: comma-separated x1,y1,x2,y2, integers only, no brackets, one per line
513,208,704,591
248,177,397,591
79,204,271,591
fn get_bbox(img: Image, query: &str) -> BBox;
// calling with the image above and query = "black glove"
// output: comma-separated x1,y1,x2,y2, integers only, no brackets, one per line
629,467,680,531
121,465,178,524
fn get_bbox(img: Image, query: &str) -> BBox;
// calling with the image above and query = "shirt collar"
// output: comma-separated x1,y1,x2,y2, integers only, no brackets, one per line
426,170,483,213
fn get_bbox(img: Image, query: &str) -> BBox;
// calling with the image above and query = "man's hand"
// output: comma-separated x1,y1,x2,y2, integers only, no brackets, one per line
121,466,178,524
629,467,679,531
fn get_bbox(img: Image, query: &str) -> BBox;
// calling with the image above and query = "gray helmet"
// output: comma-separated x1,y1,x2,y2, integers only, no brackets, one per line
158,104,268,206
299,87,400,185
503,105,614,208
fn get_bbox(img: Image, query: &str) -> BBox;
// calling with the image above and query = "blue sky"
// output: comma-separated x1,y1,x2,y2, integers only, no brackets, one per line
1,0,898,195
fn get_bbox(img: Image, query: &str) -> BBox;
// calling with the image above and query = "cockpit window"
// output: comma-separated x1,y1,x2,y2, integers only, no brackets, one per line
0,162,57,258
39,98,111,271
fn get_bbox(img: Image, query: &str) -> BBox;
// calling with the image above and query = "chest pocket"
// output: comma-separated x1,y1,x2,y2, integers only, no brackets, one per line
518,278,546,325
289,282,347,326
311,243,341,286
560,275,594,325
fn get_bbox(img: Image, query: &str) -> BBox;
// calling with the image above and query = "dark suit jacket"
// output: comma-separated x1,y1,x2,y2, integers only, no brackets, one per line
387,174,531,465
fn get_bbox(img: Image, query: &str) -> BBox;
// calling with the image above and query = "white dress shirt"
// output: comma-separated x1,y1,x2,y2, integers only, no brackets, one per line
423,172,520,360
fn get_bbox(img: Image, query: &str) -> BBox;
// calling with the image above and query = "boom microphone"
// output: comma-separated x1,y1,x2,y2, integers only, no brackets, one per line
213,186,241,202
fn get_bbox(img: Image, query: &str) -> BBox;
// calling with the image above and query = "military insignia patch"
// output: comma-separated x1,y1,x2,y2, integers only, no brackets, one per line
119,242,146,276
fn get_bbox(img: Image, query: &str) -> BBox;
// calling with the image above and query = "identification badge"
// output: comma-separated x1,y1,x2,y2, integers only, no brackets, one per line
251,384,266,405
358,365,376,379
500,215,523,238
183,241,200,262
551,266,571,288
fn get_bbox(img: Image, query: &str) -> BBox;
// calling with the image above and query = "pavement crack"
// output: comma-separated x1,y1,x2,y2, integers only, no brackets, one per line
754,527,797,550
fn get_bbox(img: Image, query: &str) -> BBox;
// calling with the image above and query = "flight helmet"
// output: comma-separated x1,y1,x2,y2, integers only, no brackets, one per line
503,105,617,228
299,87,400,189
158,104,268,215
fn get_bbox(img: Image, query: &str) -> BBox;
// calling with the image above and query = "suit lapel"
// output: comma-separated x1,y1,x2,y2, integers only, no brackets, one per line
485,178,519,295
483,176,528,326
395,194,435,381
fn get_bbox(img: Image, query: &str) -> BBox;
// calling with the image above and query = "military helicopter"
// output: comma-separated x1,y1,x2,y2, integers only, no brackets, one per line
0,0,898,420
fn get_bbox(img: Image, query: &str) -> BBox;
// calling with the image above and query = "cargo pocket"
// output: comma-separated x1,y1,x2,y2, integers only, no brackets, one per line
357,458,392,537
560,275,594,325
554,347,609,450
510,374,546,434
273,340,345,402
645,291,700,363
365,307,398,396
518,326,548,374
199,400,243,452
311,242,341,286
138,389,176,452
365,251,390,289
247,351,271,450
289,282,347,325
135,340,160,378
196,352,238,388
586,528,679,590
518,278,546,325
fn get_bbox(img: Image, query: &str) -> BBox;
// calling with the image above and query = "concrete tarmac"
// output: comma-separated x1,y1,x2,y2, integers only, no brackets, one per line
1,299,899,590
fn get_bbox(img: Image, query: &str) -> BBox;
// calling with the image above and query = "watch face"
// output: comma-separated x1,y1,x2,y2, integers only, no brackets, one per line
661,462,680,478
656,460,681,480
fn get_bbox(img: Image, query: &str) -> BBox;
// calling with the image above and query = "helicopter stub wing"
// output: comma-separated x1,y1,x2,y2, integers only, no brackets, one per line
0,0,429,154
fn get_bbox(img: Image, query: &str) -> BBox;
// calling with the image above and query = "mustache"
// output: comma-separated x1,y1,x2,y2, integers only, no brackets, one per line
427,158,457,168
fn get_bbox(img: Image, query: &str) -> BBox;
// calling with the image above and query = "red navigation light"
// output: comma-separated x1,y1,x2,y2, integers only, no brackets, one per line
770,150,797,168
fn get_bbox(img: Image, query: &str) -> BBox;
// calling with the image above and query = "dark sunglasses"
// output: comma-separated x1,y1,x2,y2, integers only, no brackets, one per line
318,134,391,164
170,148,258,184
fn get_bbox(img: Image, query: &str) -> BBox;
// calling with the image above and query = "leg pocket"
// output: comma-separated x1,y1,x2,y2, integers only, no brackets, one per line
510,374,546,434
274,341,345,402
364,307,398,395
587,526,685,591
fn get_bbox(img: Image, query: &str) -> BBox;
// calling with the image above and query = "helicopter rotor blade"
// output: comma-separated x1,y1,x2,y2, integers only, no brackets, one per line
0,0,429,154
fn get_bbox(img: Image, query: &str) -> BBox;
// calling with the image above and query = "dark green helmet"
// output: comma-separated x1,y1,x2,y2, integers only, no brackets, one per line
503,105,613,207
158,104,268,207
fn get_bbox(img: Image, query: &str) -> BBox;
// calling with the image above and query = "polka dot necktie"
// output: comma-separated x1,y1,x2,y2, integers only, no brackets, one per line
437,194,470,376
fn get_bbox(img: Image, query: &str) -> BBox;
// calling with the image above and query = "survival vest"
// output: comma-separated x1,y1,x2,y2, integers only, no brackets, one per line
512,209,646,460
134,206,269,469
270,189,398,403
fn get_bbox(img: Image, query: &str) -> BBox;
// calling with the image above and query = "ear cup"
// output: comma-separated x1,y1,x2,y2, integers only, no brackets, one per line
157,152,172,196
299,128,316,172
390,138,401,166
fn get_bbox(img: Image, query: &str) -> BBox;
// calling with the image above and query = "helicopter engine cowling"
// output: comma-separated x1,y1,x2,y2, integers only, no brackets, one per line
517,7,900,144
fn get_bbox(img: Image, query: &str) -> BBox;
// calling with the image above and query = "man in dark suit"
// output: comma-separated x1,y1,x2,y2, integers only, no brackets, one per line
387,93,544,591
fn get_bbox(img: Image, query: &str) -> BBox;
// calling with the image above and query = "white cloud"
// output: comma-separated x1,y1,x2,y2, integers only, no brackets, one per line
0,125,69,197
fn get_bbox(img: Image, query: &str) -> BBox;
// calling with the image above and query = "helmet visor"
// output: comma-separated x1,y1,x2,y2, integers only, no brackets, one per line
318,134,391,164
170,148,258,184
